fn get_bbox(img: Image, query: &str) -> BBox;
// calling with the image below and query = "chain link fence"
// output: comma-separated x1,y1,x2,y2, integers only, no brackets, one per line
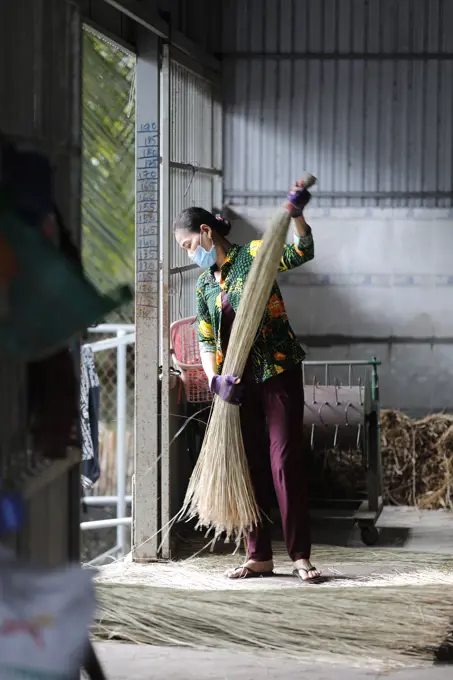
81,330,135,562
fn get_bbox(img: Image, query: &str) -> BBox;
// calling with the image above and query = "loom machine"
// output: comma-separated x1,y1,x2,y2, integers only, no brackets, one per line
170,318,383,547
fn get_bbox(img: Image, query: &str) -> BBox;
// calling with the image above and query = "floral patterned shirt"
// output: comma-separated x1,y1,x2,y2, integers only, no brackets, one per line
196,229,314,383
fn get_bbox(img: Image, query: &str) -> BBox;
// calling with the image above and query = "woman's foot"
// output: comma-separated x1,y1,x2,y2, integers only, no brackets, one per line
225,559,274,579
292,558,322,581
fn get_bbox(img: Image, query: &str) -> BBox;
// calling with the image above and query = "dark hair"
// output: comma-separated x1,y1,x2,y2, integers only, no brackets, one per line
173,206,231,238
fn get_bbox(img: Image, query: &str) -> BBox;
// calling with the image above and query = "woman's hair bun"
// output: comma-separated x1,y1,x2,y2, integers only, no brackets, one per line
215,214,232,236
173,206,232,237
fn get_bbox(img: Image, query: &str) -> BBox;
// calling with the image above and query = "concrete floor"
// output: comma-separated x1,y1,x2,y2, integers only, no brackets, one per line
94,643,453,680
94,508,453,680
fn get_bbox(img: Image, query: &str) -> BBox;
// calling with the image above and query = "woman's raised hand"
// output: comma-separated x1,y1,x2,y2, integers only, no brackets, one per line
287,181,311,216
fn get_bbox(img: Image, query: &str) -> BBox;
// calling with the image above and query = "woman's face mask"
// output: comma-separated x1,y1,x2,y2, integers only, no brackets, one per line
188,230,217,269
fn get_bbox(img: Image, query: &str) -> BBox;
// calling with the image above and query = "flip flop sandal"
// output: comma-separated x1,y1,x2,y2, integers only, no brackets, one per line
292,567,322,583
227,566,275,580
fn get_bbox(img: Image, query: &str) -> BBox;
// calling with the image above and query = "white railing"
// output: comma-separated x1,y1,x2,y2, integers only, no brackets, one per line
82,324,135,563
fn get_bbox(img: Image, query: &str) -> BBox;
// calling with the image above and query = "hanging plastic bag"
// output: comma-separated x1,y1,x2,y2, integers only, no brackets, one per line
0,546,96,680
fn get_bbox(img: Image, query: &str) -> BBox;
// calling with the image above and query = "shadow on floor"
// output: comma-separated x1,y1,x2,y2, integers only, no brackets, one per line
173,519,413,558
312,521,412,548
435,629,453,664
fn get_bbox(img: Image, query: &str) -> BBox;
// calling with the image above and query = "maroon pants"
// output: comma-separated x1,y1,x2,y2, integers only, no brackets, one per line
220,292,311,561
240,367,311,561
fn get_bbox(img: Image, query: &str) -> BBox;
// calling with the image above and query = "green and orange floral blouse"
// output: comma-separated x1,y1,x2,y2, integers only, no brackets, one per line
196,229,314,383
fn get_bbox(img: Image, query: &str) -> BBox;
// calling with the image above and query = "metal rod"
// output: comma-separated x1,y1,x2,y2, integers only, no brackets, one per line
221,51,453,61
80,517,132,531
334,380,339,405
100,0,222,75
312,376,317,403
81,496,132,506
100,0,168,37
304,360,381,366
297,335,453,346
169,160,222,176
84,333,135,353
333,425,339,449
170,264,198,275
356,425,362,450
116,329,128,556
160,43,172,561
87,324,135,333
224,190,452,200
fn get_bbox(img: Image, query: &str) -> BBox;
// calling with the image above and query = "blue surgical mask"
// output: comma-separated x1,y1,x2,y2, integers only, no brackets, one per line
189,232,217,269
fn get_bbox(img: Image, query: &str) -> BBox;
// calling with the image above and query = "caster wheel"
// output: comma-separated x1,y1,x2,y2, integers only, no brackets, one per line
360,525,379,546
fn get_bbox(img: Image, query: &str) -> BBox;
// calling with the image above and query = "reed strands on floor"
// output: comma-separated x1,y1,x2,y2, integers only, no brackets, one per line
93,582,453,670
181,206,293,543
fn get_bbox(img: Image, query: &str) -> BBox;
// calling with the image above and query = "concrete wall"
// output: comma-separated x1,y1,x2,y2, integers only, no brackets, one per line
227,205,453,415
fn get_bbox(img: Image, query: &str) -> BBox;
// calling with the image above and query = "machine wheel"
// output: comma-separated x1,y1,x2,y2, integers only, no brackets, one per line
360,525,379,546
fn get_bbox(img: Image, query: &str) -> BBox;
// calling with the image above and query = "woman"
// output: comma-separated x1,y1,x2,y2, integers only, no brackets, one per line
174,182,321,582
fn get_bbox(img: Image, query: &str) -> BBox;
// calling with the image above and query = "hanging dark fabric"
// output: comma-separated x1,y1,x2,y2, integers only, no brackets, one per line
80,345,101,489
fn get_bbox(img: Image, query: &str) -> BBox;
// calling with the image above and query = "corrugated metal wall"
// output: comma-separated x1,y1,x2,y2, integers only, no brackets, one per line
222,0,453,207
0,0,81,564
169,59,222,322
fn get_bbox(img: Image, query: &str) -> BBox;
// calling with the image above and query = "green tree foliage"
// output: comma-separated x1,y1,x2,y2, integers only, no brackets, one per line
82,29,136,297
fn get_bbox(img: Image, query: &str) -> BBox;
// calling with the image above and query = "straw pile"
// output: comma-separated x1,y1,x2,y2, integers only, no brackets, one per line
181,203,299,542
381,410,453,508
93,581,453,670
310,410,453,509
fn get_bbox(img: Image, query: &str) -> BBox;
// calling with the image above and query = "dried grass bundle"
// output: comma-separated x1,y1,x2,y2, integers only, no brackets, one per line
381,409,453,508
312,409,453,509
181,205,296,542
93,582,453,670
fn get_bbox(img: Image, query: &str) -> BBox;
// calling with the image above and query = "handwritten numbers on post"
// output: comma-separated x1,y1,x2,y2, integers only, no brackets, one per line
136,122,159,315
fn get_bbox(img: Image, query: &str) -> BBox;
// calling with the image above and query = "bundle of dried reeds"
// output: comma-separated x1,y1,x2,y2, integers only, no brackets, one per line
181,178,316,543
381,409,453,508
309,410,453,508
93,582,453,670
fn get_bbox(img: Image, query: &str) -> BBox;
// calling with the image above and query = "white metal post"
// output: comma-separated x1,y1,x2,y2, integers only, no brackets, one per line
116,329,127,556
159,43,171,559
133,29,161,561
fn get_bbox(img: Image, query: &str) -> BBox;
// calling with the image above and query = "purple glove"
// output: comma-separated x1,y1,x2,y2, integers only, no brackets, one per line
210,375,244,405
286,182,311,217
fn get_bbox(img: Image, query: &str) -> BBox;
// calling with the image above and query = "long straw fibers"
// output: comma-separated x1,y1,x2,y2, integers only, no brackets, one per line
181,205,294,542
93,582,453,669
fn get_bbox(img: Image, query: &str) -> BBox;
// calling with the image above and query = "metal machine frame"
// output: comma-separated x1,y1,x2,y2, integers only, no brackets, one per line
305,358,383,546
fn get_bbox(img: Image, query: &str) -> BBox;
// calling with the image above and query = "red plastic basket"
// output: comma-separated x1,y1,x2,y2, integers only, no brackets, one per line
170,316,212,404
